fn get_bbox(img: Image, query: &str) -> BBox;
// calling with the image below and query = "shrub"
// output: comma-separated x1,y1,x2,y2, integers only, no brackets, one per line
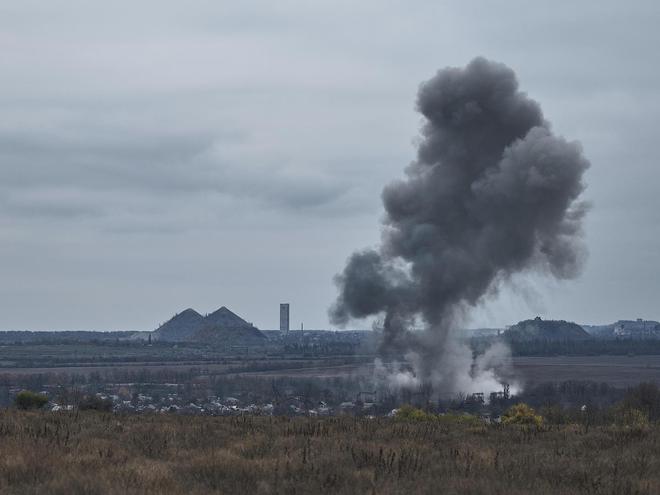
394,405,437,421
539,404,569,424
437,412,482,427
14,390,48,410
622,382,660,421
502,403,543,427
394,406,481,426
610,403,649,428
78,395,113,412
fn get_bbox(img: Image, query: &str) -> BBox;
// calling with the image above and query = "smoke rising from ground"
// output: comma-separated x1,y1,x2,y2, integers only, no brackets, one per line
331,57,590,395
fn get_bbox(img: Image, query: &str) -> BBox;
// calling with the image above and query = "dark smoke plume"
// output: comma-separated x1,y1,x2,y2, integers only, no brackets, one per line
330,57,590,394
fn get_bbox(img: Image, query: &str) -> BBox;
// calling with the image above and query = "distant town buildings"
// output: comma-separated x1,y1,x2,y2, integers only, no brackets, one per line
613,319,660,339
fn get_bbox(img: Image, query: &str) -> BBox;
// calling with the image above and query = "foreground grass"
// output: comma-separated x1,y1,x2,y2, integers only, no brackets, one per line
0,411,658,494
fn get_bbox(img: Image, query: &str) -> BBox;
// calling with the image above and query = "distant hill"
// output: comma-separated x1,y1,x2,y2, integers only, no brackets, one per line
583,319,660,340
153,309,205,342
153,306,265,344
203,306,254,329
504,317,591,342
192,307,266,345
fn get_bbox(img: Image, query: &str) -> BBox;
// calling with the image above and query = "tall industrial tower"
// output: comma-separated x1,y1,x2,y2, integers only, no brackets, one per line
279,303,290,334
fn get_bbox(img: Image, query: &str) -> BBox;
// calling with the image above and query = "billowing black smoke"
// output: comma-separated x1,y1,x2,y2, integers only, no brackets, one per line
330,57,590,394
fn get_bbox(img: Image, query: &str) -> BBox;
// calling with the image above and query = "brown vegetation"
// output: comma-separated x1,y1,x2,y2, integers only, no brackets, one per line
0,411,659,494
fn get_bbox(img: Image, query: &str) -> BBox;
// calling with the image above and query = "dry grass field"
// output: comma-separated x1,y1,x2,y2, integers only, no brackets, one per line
0,411,658,494
512,355,660,387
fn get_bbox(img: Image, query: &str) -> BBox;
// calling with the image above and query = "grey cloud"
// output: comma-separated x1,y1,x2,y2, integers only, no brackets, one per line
0,124,354,221
0,1,659,333
0,187,104,219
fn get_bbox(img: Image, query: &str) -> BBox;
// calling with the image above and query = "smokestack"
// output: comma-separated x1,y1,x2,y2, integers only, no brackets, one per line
280,303,290,334
330,57,590,395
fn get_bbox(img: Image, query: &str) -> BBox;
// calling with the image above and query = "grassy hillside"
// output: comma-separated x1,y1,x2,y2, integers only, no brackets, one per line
0,411,658,494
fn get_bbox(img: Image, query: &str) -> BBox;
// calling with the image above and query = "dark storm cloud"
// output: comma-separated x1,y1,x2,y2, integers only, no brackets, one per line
331,58,590,392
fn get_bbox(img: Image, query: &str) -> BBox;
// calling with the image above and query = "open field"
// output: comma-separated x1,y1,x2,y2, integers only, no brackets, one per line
0,357,371,377
234,355,660,388
513,356,660,387
0,411,658,494
2,355,660,388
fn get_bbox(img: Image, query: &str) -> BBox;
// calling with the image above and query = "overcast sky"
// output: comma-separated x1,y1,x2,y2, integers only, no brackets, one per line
1,1,658,331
